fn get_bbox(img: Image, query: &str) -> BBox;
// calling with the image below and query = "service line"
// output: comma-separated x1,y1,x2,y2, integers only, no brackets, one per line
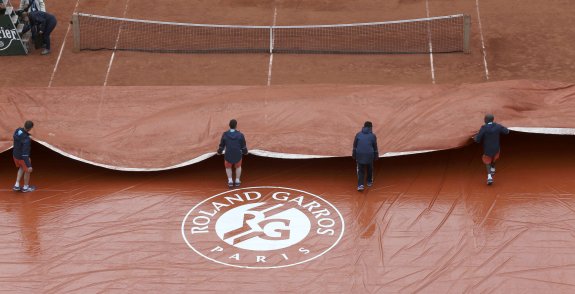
425,0,436,84
267,7,278,87
104,0,131,86
48,0,81,87
476,0,490,80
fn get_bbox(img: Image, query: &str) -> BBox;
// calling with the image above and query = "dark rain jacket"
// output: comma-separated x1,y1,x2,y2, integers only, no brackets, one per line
217,130,248,164
13,128,32,167
22,11,57,37
474,122,510,157
353,127,379,164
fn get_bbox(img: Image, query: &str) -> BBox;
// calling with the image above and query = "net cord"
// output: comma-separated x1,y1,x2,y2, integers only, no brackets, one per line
75,13,466,29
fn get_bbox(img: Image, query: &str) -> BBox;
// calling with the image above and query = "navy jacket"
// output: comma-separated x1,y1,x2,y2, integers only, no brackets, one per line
217,130,248,164
474,122,509,157
22,11,57,36
13,128,32,167
353,127,379,164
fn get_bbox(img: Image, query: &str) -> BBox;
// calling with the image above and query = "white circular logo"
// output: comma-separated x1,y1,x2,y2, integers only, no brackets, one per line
182,187,345,269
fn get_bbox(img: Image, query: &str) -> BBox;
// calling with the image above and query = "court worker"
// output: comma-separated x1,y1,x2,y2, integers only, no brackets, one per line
20,10,57,55
474,114,509,185
353,121,379,191
217,119,248,188
12,120,36,193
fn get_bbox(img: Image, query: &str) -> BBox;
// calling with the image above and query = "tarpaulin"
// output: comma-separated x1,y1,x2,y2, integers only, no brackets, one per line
1,80,574,170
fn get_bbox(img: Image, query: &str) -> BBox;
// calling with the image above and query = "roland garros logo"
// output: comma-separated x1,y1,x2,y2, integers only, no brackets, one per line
181,187,345,269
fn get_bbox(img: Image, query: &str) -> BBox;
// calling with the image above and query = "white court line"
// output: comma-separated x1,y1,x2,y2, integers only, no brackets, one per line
103,0,131,86
267,54,274,86
475,0,490,80
425,0,436,84
103,51,117,86
48,0,81,87
267,7,278,86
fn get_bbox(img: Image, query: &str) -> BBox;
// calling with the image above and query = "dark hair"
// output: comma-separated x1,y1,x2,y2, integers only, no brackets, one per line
364,121,373,128
24,120,34,130
229,119,237,129
484,114,494,124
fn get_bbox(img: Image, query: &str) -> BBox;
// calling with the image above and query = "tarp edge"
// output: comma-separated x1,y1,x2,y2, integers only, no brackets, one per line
2,127,573,171
508,127,575,135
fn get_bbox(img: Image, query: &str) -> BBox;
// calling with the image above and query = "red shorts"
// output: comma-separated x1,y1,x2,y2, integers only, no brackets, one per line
224,159,242,168
482,152,500,165
13,156,31,172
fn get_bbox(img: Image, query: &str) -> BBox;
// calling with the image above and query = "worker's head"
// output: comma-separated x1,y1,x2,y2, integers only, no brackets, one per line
24,120,34,131
364,121,373,128
229,119,238,130
484,114,494,124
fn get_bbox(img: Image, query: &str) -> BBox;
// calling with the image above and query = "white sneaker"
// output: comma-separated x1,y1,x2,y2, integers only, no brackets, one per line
21,185,36,192
490,167,496,174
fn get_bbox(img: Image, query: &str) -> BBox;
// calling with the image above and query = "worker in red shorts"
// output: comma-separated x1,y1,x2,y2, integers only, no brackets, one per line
12,121,36,193
217,119,248,188
474,114,509,185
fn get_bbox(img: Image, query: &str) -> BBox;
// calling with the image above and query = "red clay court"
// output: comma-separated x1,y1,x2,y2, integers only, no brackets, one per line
2,0,575,293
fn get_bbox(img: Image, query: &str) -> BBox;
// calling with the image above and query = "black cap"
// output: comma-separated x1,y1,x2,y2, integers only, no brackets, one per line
364,121,373,128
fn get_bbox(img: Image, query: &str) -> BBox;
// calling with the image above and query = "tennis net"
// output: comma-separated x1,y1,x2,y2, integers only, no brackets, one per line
72,13,471,54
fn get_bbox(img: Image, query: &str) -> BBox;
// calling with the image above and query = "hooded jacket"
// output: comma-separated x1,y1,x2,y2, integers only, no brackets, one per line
217,129,248,164
474,122,509,157
353,127,379,164
13,128,32,167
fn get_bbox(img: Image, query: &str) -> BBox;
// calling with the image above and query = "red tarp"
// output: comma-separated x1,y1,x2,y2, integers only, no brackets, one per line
1,80,574,170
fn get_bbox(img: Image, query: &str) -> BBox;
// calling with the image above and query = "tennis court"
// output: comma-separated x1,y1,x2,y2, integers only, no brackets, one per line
2,0,575,292
2,0,575,87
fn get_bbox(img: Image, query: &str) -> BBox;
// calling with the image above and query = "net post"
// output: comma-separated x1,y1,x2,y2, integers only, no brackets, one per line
72,13,81,52
463,14,471,53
